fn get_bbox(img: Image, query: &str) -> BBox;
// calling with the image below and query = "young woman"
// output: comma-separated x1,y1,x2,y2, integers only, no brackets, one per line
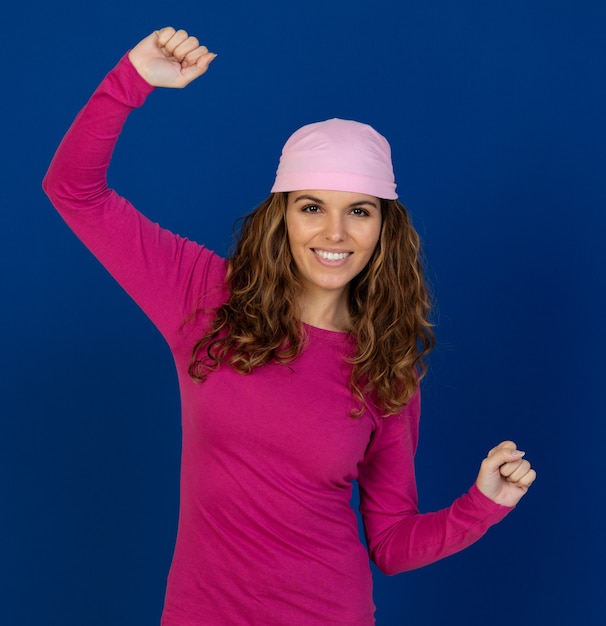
43,27,535,626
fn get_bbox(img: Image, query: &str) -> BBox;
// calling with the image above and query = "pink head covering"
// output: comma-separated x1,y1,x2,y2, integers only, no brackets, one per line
270,118,398,199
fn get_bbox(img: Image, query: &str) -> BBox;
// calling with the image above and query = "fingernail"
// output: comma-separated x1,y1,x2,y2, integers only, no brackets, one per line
512,450,525,457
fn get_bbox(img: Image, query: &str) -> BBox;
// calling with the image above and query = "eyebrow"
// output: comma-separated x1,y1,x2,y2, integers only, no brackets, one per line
292,194,380,209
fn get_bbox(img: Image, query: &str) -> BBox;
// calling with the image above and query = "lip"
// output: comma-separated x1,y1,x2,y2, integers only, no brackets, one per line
311,248,353,266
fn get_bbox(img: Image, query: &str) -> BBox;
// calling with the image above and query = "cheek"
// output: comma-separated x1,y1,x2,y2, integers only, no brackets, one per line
285,216,297,252
286,225,301,257
285,225,304,268
286,217,315,250
360,223,382,253
285,214,301,244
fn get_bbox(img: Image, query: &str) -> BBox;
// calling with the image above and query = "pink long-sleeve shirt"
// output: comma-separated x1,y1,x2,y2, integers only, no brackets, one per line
43,54,512,626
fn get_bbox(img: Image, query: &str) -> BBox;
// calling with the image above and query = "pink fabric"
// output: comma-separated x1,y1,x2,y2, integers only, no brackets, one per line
271,118,398,199
43,54,512,626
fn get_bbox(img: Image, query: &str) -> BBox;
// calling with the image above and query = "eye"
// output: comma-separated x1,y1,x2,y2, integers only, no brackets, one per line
350,207,370,217
302,204,322,213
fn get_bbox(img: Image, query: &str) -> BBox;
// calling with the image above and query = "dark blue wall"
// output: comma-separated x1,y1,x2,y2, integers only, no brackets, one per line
2,1,604,624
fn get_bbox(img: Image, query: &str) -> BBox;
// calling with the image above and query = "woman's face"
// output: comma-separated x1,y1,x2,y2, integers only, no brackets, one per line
285,189,382,300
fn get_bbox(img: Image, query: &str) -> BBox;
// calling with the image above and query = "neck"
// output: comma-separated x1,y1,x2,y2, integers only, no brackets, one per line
296,288,351,332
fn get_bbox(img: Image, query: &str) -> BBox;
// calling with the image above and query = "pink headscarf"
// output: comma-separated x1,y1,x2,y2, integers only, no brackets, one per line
271,118,398,200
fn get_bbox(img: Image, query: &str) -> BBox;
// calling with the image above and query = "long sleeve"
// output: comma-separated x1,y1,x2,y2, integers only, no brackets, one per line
42,54,227,342
358,390,512,576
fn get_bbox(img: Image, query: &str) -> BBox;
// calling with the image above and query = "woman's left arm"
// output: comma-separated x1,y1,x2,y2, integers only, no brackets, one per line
357,391,536,576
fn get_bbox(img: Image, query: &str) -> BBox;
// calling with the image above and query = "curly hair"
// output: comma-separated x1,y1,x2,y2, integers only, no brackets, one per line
188,192,435,417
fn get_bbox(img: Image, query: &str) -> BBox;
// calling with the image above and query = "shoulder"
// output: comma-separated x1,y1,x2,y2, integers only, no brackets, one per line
366,386,421,450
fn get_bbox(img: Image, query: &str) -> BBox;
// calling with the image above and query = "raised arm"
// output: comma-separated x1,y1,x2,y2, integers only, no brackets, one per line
42,29,225,341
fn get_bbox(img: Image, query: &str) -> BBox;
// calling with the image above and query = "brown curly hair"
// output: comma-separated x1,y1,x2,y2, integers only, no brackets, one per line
188,192,435,417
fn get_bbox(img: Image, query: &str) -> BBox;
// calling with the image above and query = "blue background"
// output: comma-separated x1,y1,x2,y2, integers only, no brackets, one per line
2,1,605,624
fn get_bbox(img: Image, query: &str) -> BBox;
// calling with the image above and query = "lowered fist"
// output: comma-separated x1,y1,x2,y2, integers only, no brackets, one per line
476,441,536,507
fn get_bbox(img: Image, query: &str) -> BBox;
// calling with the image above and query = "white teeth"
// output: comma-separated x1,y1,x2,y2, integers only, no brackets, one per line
314,250,350,261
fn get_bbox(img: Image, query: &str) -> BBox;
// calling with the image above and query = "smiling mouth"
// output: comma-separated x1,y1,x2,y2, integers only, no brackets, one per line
312,249,352,261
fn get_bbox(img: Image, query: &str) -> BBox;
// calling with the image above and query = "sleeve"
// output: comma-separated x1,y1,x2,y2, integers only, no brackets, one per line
357,389,513,576
42,53,227,342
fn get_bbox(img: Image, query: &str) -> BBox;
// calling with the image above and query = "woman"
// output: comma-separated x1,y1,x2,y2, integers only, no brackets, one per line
43,27,535,626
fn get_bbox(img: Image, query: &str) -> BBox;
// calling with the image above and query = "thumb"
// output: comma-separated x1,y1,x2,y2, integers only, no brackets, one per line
179,52,218,85
481,441,525,475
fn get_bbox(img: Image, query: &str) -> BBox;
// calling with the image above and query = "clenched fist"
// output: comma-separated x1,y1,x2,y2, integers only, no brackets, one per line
476,441,536,507
128,27,217,88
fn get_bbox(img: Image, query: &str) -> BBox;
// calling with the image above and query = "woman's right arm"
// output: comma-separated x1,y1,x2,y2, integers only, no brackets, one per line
42,29,222,339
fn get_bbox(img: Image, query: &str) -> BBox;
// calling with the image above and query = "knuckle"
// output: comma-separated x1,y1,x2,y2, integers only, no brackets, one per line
157,26,175,44
518,460,530,473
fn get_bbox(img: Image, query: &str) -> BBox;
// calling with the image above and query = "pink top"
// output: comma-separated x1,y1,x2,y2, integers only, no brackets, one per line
43,54,512,626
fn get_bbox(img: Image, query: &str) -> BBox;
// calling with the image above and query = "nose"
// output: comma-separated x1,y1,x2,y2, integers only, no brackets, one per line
323,213,345,242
